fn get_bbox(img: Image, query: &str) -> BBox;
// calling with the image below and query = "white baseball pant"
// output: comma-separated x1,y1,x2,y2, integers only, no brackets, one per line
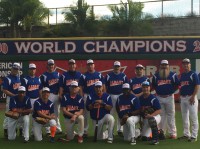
157,95,177,136
92,114,115,141
33,119,56,141
110,94,122,132
83,94,90,133
64,115,84,140
8,115,30,141
141,115,161,137
3,96,10,129
123,116,140,141
180,95,199,138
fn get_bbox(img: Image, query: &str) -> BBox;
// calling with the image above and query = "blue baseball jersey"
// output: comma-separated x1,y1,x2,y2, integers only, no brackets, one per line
21,76,42,99
61,93,84,119
2,74,21,95
130,76,150,94
152,71,179,95
180,71,200,96
59,71,82,94
9,95,31,111
86,92,112,120
116,94,140,119
40,71,60,94
105,72,128,95
139,94,161,111
79,71,105,94
32,98,54,118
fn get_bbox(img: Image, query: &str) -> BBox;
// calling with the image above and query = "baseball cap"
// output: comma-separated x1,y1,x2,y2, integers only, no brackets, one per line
182,58,190,63
70,81,78,87
29,63,36,69
114,61,121,66
136,64,144,69
160,60,169,65
47,59,55,65
95,81,102,87
42,87,50,92
122,83,130,89
142,81,150,86
12,63,20,70
87,59,94,64
18,86,26,92
68,59,76,64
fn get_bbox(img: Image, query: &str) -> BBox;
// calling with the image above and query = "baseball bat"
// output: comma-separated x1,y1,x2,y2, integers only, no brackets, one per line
94,104,100,142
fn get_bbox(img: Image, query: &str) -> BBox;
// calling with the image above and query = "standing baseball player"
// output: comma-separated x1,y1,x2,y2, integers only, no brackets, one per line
61,81,84,143
86,81,115,143
2,62,21,137
7,86,32,142
139,81,161,145
40,59,62,134
116,83,140,145
21,63,42,108
79,59,105,137
179,58,199,142
152,60,179,139
105,61,128,135
32,87,57,142
130,64,150,97
59,59,82,98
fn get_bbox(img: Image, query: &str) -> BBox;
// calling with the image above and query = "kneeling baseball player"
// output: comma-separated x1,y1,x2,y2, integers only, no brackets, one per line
7,86,32,142
139,81,161,145
116,83,140,145
32,87,57,143
86,81,115,143
61,81,84,143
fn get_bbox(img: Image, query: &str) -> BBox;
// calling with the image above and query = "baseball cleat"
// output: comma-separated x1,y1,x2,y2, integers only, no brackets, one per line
50,137,55,143
77,136,83,143
130,137,136,145
188,137,197,142
169,135,176,139
178,136,189,140
151,140,159,145
107,138,113,144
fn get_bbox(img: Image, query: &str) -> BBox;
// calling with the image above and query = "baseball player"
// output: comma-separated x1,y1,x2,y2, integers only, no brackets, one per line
116,83,140,145
86,81,114,143
179,58,199,142
21,63,42,108
59,59,82,98
152,60,179,139
61,81,84,143
139,81,161,145
2,62,21,137
7,86,32,142
105,61,128,135
130,64,150,97
79,59,105,137
32,87,57,142
40,59,62,134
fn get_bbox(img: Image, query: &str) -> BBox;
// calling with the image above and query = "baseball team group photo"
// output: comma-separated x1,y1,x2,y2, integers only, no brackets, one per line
0,58,199,148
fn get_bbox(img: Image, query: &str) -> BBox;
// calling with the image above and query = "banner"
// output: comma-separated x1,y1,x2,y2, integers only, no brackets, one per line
1,38,200,55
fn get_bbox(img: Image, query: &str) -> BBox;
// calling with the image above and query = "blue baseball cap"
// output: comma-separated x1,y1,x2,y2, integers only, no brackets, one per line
142,81,150,86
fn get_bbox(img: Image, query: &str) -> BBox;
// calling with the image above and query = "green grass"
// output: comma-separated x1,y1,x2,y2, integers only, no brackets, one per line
0,110,200,149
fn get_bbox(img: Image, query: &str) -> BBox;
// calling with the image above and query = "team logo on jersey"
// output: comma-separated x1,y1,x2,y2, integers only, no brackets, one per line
110,80,123,86
119,105,131,111
180,81,189,87
157,80,171,86
28,85,39,91
193,40,200,52
66,105,79,111
0,43,8,54
132,84,142,90
87,79,99,87
48,79,59,86
13,83,21,90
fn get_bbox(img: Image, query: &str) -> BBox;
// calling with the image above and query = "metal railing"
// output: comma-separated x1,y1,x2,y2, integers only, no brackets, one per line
47,0,200,24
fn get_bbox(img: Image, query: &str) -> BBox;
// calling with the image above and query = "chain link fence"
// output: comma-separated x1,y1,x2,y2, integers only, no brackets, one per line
47,0,200,25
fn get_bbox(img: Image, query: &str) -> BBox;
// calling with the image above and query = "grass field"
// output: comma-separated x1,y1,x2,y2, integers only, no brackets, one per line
0,108,200,149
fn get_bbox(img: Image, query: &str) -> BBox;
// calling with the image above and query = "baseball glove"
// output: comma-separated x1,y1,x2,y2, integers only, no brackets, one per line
141,107,155,118
35,117,48,125
120,114,129,125
5,111,20,119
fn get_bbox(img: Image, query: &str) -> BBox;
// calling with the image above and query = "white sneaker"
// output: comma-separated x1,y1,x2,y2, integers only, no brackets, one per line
107,138,113,144
130,137,136,145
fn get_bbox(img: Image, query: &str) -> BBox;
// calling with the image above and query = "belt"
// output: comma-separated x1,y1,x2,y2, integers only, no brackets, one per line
181,95,192,97
158,94,172,98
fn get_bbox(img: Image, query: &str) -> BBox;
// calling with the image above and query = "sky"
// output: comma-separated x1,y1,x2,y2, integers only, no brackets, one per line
40,0,200,24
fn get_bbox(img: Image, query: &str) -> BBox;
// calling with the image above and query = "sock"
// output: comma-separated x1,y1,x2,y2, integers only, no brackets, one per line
50,126,57,137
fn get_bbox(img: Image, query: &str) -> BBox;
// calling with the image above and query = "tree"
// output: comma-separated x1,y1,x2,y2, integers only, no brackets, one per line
0,0,49,37
103,0,153,36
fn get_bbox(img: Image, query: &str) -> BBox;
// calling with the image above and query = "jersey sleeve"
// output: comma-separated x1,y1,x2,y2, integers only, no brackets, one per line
86,95,92,111
59,74,64,88
192,72,200,85
105,95,112,107
152,97,161,110
79,97,84,109
9,97,16,110
78,75,85,86
100,73,105,84
2,77,9,90
26,98,32,109
49,103,54,114
124,74,129,83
